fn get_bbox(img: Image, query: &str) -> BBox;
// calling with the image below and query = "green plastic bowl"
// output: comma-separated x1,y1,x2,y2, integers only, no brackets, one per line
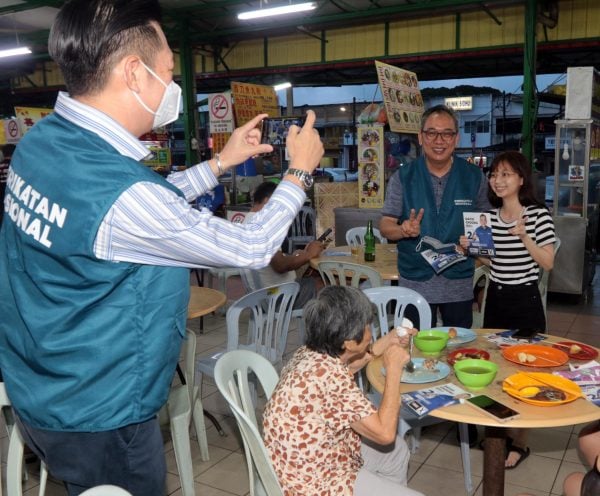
454,359,499,389
414,330,449,354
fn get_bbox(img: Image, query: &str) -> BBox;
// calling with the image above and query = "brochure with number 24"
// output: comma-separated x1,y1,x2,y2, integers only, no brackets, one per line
463,212,495,257
401,383,473,419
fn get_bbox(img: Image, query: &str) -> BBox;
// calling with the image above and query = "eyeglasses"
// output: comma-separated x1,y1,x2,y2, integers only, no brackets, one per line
421,129,457,142
488,171,518,180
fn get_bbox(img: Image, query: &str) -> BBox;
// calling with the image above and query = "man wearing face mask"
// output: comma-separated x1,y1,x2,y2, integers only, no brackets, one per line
0,1,323,494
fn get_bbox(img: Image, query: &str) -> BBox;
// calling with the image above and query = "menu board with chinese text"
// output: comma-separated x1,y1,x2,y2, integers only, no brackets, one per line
357,124,384,209
230,82,280,126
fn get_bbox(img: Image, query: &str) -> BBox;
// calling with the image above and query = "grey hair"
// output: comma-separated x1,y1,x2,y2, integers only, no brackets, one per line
303,286,377,357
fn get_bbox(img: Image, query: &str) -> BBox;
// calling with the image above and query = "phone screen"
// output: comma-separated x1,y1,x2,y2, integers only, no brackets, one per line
467,395,519,420
511,328,541,339
260,116,307,145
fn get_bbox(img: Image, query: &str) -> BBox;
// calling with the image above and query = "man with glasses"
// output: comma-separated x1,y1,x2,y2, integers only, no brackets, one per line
380,105,490,329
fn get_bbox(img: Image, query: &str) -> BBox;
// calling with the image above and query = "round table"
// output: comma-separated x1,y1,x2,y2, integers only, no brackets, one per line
366,330,600,496
309,244,399,281
187,286,227,319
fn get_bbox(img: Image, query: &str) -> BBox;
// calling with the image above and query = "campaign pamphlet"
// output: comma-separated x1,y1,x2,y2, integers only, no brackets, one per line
418,235,466,274
401,383,473,419
553,365,600,406
463,212,495,257
485,330,549,347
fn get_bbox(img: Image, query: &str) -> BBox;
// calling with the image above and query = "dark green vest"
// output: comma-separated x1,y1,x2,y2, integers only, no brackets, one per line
0,113,189,431
396,156,481,281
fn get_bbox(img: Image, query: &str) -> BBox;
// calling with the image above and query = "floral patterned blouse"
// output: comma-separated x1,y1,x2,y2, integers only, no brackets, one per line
263,346,376,495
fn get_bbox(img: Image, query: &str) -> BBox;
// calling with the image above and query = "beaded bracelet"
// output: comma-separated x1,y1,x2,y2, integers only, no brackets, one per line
214,153,224,176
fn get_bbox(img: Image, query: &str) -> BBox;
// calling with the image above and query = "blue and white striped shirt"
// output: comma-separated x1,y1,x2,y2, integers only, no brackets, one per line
54,92,305,269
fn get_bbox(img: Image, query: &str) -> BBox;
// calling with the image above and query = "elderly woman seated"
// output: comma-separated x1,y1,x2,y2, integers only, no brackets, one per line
263,286,424,496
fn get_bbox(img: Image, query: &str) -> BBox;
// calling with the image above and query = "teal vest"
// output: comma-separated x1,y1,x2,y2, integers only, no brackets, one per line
396,156,481,281
0,114,189,431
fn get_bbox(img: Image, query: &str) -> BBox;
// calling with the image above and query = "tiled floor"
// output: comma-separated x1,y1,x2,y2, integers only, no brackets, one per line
4,268,600,496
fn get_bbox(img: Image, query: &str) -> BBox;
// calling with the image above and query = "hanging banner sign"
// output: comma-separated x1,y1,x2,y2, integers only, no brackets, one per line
231,82,279,126
357,124,385,209
14,106,53,136
208,92,234,134
375,61,424,134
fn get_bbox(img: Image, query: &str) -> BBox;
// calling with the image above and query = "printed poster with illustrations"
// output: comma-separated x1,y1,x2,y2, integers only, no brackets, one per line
357,124,385,209
375,61,424,134
230,82,280,126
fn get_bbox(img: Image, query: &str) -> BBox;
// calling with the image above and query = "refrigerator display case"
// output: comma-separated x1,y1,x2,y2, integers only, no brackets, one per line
549,119,600,295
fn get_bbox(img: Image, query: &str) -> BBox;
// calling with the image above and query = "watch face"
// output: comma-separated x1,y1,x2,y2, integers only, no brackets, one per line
303,175,314,188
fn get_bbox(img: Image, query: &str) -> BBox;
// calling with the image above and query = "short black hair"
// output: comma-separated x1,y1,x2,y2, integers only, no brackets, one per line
303,286,377,357
420,104,459,132
252,181,278,205
48,0,163,96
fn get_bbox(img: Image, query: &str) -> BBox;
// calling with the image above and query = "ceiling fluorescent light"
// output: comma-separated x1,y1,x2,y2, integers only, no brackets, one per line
238,2,316,20
0,46,31,58
273,82,292,91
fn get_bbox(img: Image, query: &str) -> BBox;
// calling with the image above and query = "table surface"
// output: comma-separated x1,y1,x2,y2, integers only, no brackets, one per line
187,286,227,319
367,329,600,496
366,329,600,428
310,244,399,281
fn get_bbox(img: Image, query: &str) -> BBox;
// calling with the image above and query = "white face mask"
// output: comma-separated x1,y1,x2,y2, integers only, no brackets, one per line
132,61,182,129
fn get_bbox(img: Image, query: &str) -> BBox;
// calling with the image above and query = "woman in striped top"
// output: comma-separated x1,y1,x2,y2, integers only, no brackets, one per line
460,150,556,469
480,151,556,330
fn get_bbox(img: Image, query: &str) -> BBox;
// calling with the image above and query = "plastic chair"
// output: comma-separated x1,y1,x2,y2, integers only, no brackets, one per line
538,237,561,322
362,286,473,495
317,260,382,288
472,265,491,330
195,282,299,411
345,226,387,246
79,486,133,496
286,205,316,254
240,269,306,344
214,350,283,496
2,382,47,496
165,329,209,496
207,267,241,314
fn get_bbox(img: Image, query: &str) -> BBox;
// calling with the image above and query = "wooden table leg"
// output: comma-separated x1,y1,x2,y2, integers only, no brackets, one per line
483,426,507,496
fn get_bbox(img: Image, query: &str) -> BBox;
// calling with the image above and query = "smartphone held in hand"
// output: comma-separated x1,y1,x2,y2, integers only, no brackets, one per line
260,116,307,146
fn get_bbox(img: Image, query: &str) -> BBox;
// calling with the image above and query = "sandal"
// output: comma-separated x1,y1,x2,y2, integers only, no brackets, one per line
505,442,530,469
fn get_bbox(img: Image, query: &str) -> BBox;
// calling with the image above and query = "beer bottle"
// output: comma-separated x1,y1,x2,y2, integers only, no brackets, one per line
364,220,376,262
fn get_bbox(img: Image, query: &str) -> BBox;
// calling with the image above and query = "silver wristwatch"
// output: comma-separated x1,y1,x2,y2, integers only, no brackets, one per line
286,168,314,189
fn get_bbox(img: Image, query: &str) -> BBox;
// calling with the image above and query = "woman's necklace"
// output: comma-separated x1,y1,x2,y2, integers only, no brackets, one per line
499,205,525,224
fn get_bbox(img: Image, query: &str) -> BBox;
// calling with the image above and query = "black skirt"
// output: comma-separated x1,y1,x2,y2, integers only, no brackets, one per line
483,280,546,331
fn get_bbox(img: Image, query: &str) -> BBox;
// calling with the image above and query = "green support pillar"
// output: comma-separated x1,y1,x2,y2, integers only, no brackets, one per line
179,19,197,166
521,0,537,168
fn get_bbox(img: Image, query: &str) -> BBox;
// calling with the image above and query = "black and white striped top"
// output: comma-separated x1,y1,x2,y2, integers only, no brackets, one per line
489,205,556,285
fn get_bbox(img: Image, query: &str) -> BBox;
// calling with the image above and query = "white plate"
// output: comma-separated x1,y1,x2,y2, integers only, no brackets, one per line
382,358,451,384
428,326,477,346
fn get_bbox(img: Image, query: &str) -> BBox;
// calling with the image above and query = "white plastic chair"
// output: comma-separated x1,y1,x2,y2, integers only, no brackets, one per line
472,264,491,330
362,286,473,495
240,269,305,344
538,237,561,322
2,382,47,496
79,486,133,495
214,350,283,496
345,226,387,246
165,329,209,496
286,205,316,254
317,260,382,288
207,267,241,314
195,282,299,406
